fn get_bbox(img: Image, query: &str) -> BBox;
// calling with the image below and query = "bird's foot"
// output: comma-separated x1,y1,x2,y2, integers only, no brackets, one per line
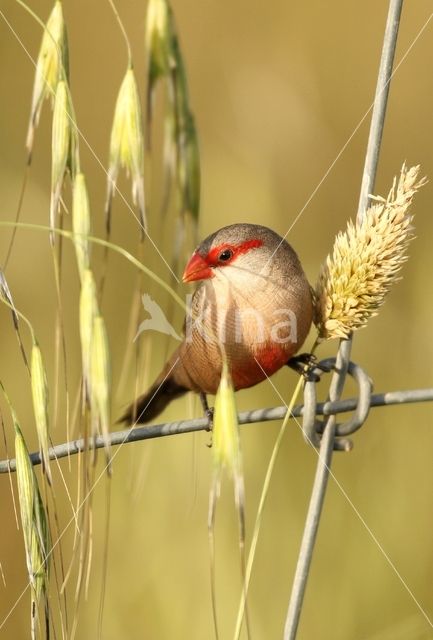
200,392,214,446
205,407,214,431
287,353,333,382
205,409,214,447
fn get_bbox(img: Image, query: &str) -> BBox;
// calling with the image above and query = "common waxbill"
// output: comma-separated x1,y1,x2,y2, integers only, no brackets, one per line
122,223,313,424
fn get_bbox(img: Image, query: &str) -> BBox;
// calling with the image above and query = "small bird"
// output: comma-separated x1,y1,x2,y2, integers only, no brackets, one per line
122,223,313,424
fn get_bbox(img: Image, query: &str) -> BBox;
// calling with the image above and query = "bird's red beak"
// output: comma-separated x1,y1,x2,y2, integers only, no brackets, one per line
182,252,213,283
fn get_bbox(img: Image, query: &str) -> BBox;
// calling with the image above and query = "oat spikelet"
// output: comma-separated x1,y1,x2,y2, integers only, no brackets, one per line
72,172,91,281
105,68,146,238
145,0,200,220
30,342,52,483
314,164,426,340
14,421,51,638
208,356,246,637
145,0,171,94
90,315,112,471
79,269,99,395
51,79,79,243
26,0,69,158
212,358,242,477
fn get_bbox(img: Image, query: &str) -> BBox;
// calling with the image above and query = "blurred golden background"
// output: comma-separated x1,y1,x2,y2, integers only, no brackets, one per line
0,1,433,638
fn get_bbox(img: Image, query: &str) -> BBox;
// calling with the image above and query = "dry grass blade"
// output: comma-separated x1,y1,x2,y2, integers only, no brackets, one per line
209,357,248,640
90,315,112,471
79,269,99,396
26,0,69,159
31,342,52,484
314,164,427,340
105,67,146,239
51,79,79,244
72,172,91,281
14,421,51,639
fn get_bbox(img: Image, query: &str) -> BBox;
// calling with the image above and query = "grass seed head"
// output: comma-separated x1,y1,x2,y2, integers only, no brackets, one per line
314,164,427,340
90,315,112,466
177,108,200,220
30,343,51,483
145,0,200,221
51,79,79,243
72,172,91,280
145,0,172,88
15,423,50,614
105,68,146,238
26,0,69,156
79,269,99,394
213,358,241,477
210,356,246,550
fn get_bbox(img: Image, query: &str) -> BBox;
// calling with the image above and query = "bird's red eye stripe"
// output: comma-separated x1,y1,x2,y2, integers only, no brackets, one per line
206,239,263,266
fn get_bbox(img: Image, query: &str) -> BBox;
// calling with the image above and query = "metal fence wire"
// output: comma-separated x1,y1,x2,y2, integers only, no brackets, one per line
1,0,432,638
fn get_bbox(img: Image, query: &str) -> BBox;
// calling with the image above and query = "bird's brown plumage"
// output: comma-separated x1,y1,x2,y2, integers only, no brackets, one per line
121,223,313,424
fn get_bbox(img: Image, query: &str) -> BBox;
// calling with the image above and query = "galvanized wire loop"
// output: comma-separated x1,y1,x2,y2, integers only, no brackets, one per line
302,358,373,451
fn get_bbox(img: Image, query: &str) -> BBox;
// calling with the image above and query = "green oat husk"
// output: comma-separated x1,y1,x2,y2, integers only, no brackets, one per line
30,342,52,484
26,0,69,158
50,79,79,243
105,67,146,238
15,421,51,639
145,0,200,220
79,269,99,395
90,315,112,470
72,172,91,281
208,356,247,639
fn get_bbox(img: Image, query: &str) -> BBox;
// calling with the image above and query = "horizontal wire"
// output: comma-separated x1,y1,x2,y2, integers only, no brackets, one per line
0,386,431,473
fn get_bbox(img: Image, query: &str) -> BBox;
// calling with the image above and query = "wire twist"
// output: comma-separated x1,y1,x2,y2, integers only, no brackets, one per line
302,358,373,451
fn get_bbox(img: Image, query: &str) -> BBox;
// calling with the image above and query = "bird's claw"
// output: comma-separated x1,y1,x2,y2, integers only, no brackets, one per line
205,408,214,431
287,353,333,382
199,392,214,444
205,408,214,447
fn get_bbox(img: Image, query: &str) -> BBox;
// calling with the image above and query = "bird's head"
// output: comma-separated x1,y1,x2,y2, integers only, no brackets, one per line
182,223,289,284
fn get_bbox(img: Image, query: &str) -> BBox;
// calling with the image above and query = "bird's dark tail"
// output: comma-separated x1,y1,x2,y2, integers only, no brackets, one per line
120,376,188,425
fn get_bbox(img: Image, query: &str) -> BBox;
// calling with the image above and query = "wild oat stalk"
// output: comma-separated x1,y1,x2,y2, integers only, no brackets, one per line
314,164,426,340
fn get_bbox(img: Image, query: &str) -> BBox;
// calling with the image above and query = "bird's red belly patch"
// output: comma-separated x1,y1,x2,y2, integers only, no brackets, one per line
231,342,292,390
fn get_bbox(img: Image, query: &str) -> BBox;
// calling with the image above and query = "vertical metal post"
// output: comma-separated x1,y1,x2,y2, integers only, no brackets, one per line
283,2,404,638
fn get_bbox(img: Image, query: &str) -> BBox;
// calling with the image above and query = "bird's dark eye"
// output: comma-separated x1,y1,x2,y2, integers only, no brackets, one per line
218,249,233,262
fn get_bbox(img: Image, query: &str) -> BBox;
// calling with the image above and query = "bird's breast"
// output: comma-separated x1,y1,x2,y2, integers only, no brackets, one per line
177,275,311,394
